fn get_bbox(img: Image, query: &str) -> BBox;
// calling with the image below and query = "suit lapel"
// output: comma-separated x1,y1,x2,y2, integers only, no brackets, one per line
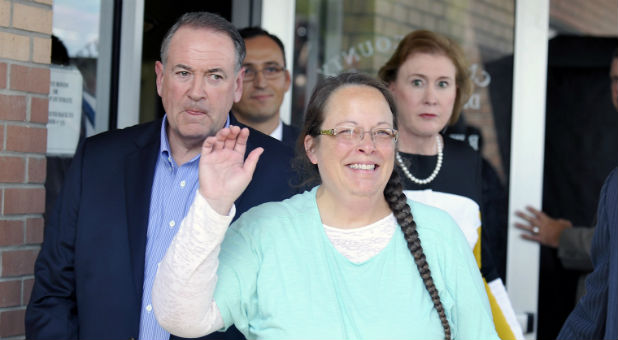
125,120,161,298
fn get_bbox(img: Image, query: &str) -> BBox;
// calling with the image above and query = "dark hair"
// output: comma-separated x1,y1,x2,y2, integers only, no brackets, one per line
295,72,451,339
51,35,70,66
378,30,472,126
238,26,286,67
160,12,246,72
612,47,618,61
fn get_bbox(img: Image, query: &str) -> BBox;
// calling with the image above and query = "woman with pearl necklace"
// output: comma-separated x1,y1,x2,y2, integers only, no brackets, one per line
379,30,523,340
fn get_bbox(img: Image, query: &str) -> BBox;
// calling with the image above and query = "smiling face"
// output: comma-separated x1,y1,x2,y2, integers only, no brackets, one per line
389,52,457,140
304,85,396,200
155,26,243,154
232,35,291,124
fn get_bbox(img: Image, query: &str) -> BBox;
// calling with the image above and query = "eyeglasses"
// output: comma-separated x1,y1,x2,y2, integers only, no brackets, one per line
319,126,398,146
243,65,285,82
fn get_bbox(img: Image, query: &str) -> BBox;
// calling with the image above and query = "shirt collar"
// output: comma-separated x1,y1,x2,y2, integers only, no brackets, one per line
270,120,284,141
159,113,231,165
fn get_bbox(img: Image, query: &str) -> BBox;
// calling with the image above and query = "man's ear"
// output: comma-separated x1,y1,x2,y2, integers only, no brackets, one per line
304,135,318,164
155,61,164,97
283,69,291,92
233,68,245,103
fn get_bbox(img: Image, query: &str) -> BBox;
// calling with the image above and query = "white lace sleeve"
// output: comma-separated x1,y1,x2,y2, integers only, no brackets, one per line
152,191,235,338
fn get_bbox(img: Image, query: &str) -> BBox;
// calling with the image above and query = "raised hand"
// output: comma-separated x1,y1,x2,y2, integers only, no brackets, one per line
198,126,263,215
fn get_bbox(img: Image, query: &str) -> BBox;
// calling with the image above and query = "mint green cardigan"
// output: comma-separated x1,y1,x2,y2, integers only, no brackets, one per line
214,186,499,340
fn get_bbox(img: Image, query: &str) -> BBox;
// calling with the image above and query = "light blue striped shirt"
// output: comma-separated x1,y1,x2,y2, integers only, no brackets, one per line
138,115,228,340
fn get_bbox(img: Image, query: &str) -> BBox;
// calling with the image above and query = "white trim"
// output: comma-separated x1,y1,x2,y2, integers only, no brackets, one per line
507,0,549,338
489,278,525,340
94,1,114,134
261,0,295,124
116,0,144,129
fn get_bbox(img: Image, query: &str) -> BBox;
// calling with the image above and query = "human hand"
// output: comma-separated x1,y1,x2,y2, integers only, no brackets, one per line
198,126,263,215
514,206,572,248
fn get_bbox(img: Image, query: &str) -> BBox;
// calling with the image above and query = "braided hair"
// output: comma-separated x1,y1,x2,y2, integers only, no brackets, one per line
384,170,452,340
296,72,451,339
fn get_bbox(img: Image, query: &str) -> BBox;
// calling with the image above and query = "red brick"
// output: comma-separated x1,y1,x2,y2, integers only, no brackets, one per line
0,280,22,308
3,187,45,215
5,125,47,153
0,94,27,121
28,157,46,183
0,220,24,246
0,309,26,337
0,156,25,183
26,217,44,244
30,97,49,123
9,65,50,95
23,278,35,305
0,63,6,89
1,249,39,277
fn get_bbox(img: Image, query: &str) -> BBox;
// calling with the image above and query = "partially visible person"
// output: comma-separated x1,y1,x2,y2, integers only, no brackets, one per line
515,207,593,271
557,167,617,340
514,48,618,294
378,30,523,340
231,27,299,149
26,12,297,339
152,73,499,339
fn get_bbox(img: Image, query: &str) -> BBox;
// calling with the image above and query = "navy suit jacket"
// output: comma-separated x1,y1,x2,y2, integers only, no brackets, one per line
281,122,300,151
25,116,299,339
557,167,617,340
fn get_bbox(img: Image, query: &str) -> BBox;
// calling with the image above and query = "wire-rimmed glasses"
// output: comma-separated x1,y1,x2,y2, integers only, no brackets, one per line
318,126,398,146
243,64,285,82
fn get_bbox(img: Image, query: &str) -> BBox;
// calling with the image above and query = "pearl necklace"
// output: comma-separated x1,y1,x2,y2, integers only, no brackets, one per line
396,135,443,185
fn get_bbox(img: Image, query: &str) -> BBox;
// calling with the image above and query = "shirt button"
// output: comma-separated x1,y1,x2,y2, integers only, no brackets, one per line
169,220,176,228
180,180,186,188
146,304,152,312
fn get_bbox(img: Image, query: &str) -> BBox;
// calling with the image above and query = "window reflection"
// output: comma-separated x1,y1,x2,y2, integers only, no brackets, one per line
293,0,515,181
51,0,101,140
46,0,102,216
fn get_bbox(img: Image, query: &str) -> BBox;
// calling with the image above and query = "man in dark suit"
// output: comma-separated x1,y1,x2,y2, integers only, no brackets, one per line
231,27,300,150
25,12,297,339
557,167,617,340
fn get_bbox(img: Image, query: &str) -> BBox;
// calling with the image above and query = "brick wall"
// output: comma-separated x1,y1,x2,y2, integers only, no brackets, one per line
0,0,52,338
551,0,618,35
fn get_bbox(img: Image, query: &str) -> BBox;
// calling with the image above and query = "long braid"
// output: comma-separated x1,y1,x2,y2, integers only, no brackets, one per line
384,170,452,340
